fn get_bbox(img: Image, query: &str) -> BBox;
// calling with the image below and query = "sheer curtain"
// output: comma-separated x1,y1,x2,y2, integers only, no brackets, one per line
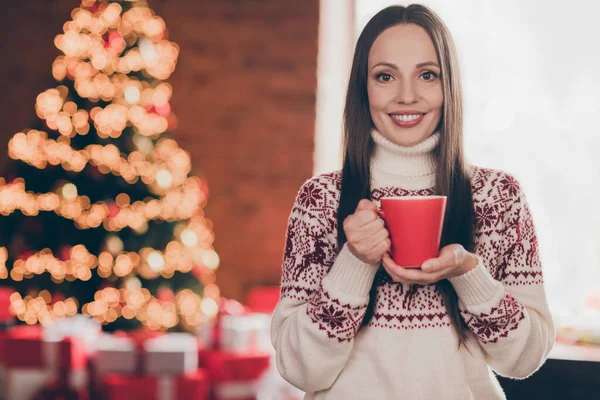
315,0,600,315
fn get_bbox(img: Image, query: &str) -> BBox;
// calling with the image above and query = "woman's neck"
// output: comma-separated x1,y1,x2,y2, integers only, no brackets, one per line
370,129,439,190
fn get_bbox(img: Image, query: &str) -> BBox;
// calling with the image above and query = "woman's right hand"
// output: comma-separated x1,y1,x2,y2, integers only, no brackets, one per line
343,199,391,265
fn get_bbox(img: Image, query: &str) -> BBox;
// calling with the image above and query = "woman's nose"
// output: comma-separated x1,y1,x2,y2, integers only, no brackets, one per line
394,79,418,104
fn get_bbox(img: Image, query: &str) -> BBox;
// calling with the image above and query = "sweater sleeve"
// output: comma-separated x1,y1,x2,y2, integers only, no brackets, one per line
449,174,555,379
270,176,379,392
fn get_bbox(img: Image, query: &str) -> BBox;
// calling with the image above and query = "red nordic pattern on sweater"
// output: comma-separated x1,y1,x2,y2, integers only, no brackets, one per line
462,293,526,343
306,286,367,342
280,167,543,340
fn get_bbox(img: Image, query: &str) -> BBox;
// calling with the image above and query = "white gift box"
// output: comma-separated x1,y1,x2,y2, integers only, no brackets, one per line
144,333,199,375
94,332,199,377
93,334,138,376
43,314,102,348
220,313,273,353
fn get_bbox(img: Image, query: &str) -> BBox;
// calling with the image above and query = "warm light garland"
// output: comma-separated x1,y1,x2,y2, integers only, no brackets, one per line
0,247,8,279
0,215,219,284
81,285,218,330
35,85,173,140
0,177,206,230
48,3,179,139
8,130,192,188
9,291,78,326
1,0,219,332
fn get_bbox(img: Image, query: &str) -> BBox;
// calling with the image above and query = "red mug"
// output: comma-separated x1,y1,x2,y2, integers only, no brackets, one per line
379,196,447,268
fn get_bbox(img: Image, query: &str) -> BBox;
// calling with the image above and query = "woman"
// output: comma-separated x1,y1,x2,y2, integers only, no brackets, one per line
270,4,554,399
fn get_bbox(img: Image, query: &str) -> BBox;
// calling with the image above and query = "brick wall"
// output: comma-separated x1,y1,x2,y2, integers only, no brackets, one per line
0,0,319,301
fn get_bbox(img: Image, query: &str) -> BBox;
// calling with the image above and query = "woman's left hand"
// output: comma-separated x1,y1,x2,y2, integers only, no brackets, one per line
381,244,479,285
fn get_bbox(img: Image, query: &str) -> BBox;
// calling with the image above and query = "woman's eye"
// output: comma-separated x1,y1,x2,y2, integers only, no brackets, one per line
376,73,393,82
421,71,438,81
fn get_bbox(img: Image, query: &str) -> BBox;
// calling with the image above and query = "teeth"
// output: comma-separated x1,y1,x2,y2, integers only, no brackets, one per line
391,114,422,121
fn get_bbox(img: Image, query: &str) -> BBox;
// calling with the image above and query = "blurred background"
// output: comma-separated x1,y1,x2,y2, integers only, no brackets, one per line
0,0,598,399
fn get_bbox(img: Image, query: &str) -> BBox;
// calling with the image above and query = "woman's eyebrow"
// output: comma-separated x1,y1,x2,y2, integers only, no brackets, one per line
370,61,440,70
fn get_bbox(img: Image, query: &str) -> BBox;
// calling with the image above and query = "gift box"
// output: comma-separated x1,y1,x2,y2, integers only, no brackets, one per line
205,350,271,400
245,286,280,315
0,329,8,400
102,369,210,400
0,286,14,391
198,298,272,353
93,331,199,376
3,324,89,400
219,313,272,354
197,298,250,350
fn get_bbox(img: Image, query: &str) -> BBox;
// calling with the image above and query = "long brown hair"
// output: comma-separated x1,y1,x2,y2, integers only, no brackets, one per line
336,4,476,347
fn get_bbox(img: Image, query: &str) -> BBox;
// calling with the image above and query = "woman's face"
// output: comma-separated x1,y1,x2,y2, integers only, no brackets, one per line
367,23,443,147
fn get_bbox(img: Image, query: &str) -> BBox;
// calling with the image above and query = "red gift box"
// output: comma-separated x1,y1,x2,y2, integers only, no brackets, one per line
0,286,14,324
245,286,280,315
206,351,271,400
4,325,87,370
3,324,89,400
102,369,210,400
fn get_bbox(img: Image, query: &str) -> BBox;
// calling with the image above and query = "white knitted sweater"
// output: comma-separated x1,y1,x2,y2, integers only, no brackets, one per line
270,130,555,400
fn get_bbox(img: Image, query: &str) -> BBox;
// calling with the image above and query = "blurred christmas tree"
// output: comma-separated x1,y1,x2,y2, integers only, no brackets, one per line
0,0,221,332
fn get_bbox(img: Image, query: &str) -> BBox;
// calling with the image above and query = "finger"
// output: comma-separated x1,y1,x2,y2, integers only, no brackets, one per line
356,199,378,212
383,255,437,285
343,211,376,233
353,209,380,227
353,227,389,255
345,217,382,243
421,257,442,273
381,257,406,283
354,218,386,240
363,229,390,253
421,249,455,273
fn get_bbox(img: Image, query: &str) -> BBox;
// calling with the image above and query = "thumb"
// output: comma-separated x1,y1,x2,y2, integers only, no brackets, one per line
356,199,377,212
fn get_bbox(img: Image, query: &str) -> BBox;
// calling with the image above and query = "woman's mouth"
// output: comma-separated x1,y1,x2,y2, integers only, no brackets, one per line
389,113,426,128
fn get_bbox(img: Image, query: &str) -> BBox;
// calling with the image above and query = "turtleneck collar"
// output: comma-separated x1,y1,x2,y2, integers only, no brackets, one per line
370,129,440,180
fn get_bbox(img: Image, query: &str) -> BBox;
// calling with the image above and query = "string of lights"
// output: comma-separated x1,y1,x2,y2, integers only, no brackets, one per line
1,0,220,331
0,176,206,231
9,130,192,188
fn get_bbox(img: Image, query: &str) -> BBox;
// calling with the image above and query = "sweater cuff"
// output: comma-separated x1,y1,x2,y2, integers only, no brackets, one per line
325,243,379,298
448,260,504,306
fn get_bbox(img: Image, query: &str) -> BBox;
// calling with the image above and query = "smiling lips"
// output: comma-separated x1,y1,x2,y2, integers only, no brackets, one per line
389,111,426,128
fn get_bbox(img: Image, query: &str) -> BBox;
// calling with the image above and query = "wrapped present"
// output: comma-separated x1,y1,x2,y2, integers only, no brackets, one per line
44,314,102,351
3,324,89,400
220,313,272,354
31,371,86,400
197,298,249,350
0,286,14,326
206,350,271,400
198,298,272,353
0,287,15,395
102,369,210,400
93,331,199,377
245,286,280,315
0,329,8,400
